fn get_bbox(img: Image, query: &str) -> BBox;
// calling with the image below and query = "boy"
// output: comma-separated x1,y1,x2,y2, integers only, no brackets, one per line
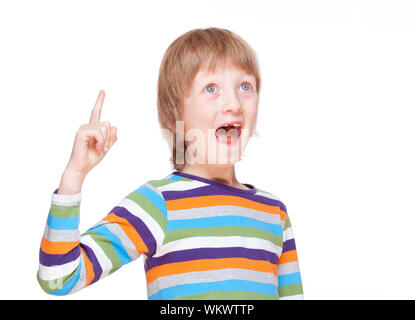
37,27,304,299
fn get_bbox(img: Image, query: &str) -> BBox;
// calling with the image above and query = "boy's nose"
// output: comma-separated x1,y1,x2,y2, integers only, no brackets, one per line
222,93,243,114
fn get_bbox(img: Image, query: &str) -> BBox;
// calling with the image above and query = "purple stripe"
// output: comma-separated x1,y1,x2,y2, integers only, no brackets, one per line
172,171,257,195
162,186,286,211
282,238,296,253
112,206,157,256
144,247,277,272
79,242,102,284
39,246,80,267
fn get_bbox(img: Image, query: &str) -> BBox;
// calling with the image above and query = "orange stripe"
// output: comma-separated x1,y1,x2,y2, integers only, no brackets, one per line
278,250,298,265
103,213,148,255
280,210,287,224
146,258,277,284
80,247,95,287
166,195,285,218
40,237,79,255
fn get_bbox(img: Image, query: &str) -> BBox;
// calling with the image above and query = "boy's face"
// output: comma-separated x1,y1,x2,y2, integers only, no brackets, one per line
182,62,259,165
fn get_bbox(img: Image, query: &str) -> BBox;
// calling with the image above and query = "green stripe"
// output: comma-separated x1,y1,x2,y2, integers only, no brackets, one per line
148,180,175,187
126,191,166,230
284,214,292,231
109,267,118,275
163,226,283,247
174,290,278,300
50,204,80,218
149,177,192,188
256,188,271,194
37,264,81,293
279,283,303,297
81,230,121,271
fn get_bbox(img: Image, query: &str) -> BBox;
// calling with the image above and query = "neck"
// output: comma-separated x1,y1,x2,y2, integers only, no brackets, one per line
180,164,241,188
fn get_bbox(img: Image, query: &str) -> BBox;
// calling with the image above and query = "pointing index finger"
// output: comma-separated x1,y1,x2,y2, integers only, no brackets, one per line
89,90,105,123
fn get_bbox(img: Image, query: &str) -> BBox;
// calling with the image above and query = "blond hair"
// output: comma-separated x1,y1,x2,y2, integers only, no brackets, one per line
157,27,261,171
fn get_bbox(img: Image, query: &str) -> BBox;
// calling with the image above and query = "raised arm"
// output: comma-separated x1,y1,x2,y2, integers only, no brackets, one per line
37,90,165,295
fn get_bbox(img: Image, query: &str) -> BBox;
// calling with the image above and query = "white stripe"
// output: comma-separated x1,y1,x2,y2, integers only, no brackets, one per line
103,223,140,260
278,261,300,275
147,269,277,296
168,205,281,225
51,190,81,207
279,294,304,300
38,257,81,281
256,190,281,201
68,254,87,294
80,234,113,279
284,227,295,242
157,180,209,192
43,225,80,242
118,198,164,243
153,236,281,258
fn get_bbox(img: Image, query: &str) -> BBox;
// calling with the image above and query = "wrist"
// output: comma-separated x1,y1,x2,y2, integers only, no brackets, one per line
63,166,87,181
58,167,87,195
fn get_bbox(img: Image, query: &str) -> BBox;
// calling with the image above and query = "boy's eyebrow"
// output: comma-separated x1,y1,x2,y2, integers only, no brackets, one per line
196,72,256,83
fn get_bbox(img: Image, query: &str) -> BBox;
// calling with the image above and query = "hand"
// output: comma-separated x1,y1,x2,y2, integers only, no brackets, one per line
65,90,118,176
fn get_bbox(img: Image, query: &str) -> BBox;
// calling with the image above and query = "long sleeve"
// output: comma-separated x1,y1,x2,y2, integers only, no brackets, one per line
37,182,167,296
277,211,304,299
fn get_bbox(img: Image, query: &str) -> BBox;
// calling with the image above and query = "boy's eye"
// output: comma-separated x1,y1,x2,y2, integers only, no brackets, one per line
240,82,251,91
205,84,217,93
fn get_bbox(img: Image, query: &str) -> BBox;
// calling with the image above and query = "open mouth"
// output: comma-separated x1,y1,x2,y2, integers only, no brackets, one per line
215,122,242,146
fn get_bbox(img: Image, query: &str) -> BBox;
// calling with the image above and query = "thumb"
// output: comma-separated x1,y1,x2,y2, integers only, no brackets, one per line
109,127,118,148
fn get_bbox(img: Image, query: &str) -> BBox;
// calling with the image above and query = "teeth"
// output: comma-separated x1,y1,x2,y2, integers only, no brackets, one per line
222,123,241,128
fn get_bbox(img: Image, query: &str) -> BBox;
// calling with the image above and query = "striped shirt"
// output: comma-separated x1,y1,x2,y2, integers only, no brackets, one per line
38,171,304,299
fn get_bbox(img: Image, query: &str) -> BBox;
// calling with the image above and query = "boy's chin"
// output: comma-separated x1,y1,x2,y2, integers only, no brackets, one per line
216,159,241,167
207,148,244,166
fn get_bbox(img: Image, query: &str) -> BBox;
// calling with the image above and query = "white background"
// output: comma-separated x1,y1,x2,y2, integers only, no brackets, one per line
1,0,414,299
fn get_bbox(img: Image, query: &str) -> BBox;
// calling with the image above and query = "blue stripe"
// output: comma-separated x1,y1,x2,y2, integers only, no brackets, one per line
92,225,132,266
46,214,79,230
50,265,81,296
166,215,282,236
135,186,167,219
168,175,183,181
148,279,277,300
278,272,302,287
